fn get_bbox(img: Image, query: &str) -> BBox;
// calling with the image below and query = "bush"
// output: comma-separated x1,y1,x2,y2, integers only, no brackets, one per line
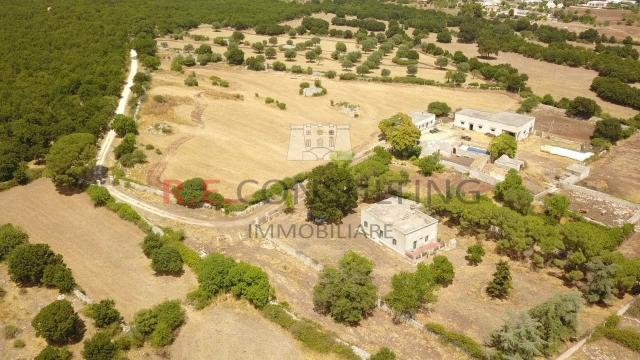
42,263,75,292
86,185,111,207
32,300,85,345
8,243,59,285
425,322,487,359
4,324,19,339
370,347,397,360
325,70,336,79
427,101,451,116
131,300,185,348
566,96,601,119
14,339,26,348
35,346,72,360
261,304,296,329
0,223,29,261
86,299,122,328
142,233,163,257
151,246,183,275
111,115,137,137
272,61,286,71
339,72,357,80
81,331,117,360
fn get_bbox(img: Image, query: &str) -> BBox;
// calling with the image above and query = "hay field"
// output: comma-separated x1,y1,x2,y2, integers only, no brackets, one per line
136,27,521,196
0,179,197,320
423,34,636,118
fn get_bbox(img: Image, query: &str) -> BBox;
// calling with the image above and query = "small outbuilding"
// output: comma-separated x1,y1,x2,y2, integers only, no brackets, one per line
302,86,323,97
495,154,525,171
361,196,440,260
454,108,535,141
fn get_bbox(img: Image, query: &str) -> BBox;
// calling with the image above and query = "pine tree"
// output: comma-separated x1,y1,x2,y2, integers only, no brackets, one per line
487,260,512,299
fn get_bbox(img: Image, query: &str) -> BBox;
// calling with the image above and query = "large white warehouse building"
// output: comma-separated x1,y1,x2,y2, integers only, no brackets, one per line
454,108,535,141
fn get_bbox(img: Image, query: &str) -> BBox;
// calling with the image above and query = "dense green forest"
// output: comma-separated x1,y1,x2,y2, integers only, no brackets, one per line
0,0,453,182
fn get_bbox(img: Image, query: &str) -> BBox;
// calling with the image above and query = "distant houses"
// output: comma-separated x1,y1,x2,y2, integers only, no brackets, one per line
361,196,440,260
453,108,535,141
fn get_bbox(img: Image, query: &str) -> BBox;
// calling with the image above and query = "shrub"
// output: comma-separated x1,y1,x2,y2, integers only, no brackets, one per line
35,346,72,360
0,223,29,261
425,322,487,359
277,102,287,110
82,331,118,360
465,244,485,265
8,243,59,285
142,233,164,257
566,96,601,119
261,304,296,329
32,300,85,345
272,61,286,71
370,347,397,360
4,324,20,339
325,70,336,79
86,299,122,328
86,185,111,207
131,300,185,347
151,246,183,275
339,72,357,80
13,339,26,348
42,263,75,292
427,101,451,116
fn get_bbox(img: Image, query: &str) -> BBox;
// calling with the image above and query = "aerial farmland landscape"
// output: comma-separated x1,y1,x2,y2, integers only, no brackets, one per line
1,1,640,359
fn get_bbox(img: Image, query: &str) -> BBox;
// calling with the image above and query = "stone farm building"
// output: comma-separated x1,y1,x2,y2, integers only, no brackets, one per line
361,196,440,260
409,111,437,131
454,108,535,141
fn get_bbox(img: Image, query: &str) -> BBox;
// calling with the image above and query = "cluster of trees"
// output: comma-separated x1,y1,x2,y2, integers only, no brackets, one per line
428,190,638,305
591,76,640,111
331,16,385,31
591,114,639,150
143,231,185,275
488,293,583,358
171,177,224,209
468,58,529,93
313,251,378,325
114,133,147,168
384,256,454,320
1,224,75,293
378,113,421,158
351,146,408,202
131,300,186,347
188,252,274,309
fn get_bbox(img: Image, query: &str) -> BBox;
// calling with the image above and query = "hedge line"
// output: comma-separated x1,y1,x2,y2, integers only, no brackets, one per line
425,322,488,360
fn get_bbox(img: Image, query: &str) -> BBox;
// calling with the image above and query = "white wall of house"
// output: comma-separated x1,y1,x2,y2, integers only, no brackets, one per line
361,211,438,256
453,113,534,141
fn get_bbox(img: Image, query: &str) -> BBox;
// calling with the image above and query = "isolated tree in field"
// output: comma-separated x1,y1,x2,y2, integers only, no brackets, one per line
224,44,244,65
415,154,444,176
489,133,517,160
183,44,194,53
381,68,391,77
566,97,601,119
8,243,60,285
544,194,570,221
436,30,452,43
86,299,122,328
0,223,29,261
489,312,546,360
335,41,347,53
46,133,97,188
32,300,85,344
487,260,512,299
251,42,264,53
356,64,369,75
427,101,451,116
194,44,212,55
305,162,357,223
35,346,72,360
435,56,448,69
111,115,137,137
305,50,317,62
264,47,277,59
529,293,582,354
231,31,244,42
429,255,455,286
151,246,183,275
384,271,435,320
406,64,418,76
465,244,485,265
268,36,277,45
313,251,378,325
284,49,297,61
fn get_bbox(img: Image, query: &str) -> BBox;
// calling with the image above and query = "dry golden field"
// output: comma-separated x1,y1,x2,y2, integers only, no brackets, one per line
135,25,522,197
423,33,636,118
0,179,198,320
